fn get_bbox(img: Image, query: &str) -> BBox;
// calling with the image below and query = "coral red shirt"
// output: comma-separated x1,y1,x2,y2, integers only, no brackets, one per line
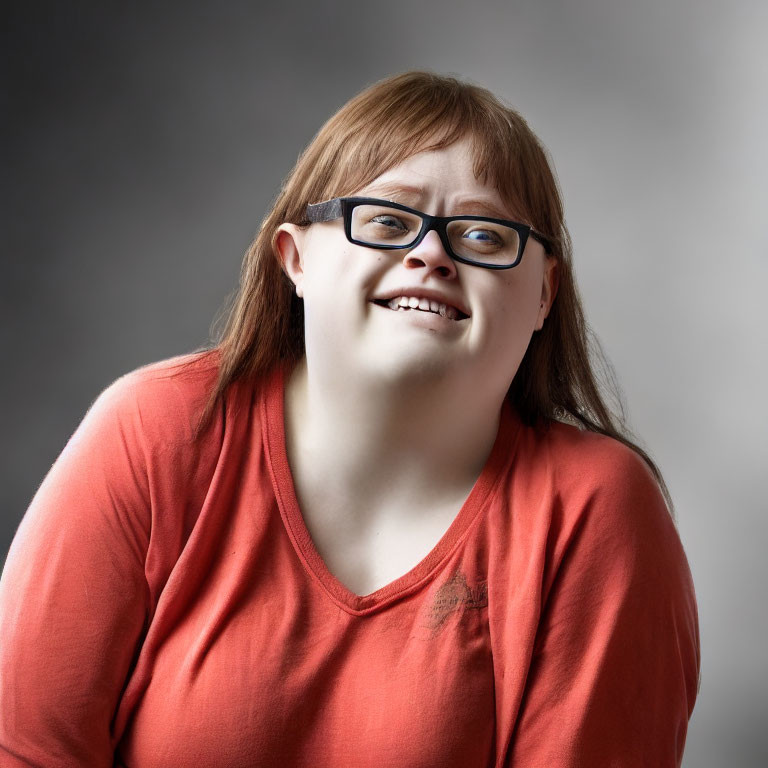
0,353,700,767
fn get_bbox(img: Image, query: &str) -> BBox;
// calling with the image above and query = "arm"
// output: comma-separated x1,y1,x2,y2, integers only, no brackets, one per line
506,447,701,767
0,375,152,767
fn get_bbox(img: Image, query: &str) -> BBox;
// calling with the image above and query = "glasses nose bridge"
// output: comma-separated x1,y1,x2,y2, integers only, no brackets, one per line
415,213,454,259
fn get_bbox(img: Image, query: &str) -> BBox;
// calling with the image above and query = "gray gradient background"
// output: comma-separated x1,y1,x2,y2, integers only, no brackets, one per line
2,1,766,765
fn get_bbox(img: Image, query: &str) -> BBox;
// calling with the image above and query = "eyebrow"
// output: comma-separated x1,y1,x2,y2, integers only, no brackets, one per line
451,197,514,221
358,182,515,221
359,182,426,203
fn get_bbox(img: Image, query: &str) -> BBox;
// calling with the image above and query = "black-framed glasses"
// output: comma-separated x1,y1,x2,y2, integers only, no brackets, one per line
305,197,551,270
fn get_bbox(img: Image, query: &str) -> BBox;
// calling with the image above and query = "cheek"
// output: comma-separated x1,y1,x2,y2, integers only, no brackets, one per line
300,253,373,334
488,268,543,326
483,274,545,384
474,273,544,372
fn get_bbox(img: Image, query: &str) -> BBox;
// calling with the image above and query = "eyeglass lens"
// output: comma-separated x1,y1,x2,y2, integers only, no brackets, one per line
350,203,521,265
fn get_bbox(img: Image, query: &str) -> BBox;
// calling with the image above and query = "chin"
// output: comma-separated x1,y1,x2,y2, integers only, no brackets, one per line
361,344,460,384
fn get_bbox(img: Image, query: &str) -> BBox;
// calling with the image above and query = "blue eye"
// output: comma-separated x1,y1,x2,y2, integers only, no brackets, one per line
371,215,407,230
463,229,501,244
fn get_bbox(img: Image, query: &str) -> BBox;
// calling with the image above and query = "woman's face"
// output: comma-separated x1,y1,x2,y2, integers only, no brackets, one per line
278,136,556,401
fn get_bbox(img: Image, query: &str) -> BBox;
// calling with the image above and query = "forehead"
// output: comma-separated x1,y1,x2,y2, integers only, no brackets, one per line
355,137,511,217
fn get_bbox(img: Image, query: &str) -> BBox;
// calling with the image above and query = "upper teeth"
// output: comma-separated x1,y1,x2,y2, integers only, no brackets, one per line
385,296,459,320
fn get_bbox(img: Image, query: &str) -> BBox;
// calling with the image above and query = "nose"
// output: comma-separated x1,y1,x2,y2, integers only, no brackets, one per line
402,229,457,279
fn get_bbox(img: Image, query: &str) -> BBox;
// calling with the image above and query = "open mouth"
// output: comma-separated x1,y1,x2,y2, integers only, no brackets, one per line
372,296,469,321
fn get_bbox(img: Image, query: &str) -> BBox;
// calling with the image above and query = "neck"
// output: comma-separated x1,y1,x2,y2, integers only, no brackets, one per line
284,358,506,513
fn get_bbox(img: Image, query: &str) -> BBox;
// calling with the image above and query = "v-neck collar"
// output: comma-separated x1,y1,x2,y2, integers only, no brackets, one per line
261,364,521,616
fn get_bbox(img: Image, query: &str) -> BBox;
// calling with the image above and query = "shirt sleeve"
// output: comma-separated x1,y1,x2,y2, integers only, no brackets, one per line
0,375,153,767
506,444,701,767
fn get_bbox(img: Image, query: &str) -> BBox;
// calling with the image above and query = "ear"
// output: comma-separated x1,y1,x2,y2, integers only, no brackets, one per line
275,223,307,298
534,256,559,331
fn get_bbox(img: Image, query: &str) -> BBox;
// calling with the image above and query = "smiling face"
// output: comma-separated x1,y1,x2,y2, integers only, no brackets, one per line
277,136,557,401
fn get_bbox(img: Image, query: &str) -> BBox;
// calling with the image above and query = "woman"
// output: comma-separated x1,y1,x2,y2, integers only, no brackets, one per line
0,72,700,767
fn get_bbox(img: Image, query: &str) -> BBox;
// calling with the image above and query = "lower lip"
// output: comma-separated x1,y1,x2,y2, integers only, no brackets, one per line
372,303,465,329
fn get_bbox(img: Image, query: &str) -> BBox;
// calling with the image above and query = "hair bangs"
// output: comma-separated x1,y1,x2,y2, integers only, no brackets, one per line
314,85,482,204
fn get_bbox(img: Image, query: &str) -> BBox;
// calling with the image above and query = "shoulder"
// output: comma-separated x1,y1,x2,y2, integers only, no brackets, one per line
511,418,684,583
82,350,222,450
517,418,665,513
513,420,697,626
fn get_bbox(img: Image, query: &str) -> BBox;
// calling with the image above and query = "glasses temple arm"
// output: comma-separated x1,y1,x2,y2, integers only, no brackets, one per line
306,198,344,223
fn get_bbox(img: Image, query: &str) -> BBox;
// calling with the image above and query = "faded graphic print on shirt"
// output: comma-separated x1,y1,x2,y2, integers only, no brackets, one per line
425,571,488,636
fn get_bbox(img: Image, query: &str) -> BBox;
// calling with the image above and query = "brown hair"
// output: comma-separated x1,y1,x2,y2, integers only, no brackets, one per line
191,71,672,513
